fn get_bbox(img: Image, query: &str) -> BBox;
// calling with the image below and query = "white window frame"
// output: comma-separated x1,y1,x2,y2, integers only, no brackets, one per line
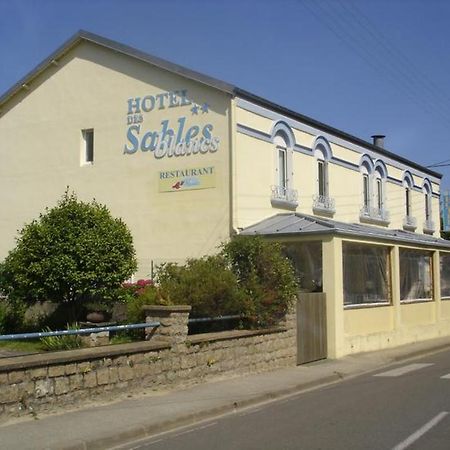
374,169,385,211
425,191,432,221
271,133,296,208
81,129,94,166
405,186,411,217
277,145,288,190
362,169,371,209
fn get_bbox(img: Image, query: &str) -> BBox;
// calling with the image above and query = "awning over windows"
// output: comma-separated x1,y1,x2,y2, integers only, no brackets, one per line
240,213,450,250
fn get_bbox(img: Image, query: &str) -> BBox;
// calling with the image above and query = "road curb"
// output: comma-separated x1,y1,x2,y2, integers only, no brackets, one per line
57,374,343,450
391,340,450,363
36,339,450,450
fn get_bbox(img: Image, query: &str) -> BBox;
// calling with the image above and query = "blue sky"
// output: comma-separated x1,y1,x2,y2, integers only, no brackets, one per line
1,0,450,190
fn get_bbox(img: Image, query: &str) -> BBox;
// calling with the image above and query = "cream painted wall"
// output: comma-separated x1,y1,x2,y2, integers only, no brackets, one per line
441,301,450,318
234,105,441,236
401,302,435,326
0,41,232,277
236,107,272,135
289,234,450,357
344,306,394,335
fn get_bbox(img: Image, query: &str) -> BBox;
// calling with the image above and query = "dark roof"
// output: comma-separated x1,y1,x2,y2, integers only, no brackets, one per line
0,30,441,179
241,213,450,249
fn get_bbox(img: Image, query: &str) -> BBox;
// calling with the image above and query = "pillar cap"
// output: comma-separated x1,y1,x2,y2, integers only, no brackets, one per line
142,305,191,313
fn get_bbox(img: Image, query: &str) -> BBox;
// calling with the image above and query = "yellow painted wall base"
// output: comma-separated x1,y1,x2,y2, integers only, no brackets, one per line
342,317,450,356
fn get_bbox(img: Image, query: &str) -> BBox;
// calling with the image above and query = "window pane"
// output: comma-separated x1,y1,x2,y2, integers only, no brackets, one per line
284,242,322,293
400,249,433,300
318,161,324,196
343,243,391,305
377,179,382,209
425,194,430,220
406,188,410,216
441,253,450,298
278,148,286,188
83,129,94,163
363,174,369,207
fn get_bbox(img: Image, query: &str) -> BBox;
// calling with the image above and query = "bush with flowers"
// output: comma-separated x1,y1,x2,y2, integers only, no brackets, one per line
119,279,171,324
117,236,297,330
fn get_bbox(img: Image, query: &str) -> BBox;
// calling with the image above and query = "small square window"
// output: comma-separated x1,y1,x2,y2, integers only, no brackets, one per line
82,129,94,165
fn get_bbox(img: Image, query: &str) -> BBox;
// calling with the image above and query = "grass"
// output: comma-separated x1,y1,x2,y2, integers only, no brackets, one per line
0,340,44,353
109,334,135,345
0,331,140,355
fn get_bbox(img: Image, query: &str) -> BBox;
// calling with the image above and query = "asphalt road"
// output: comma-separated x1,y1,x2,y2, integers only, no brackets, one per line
115,349,450,450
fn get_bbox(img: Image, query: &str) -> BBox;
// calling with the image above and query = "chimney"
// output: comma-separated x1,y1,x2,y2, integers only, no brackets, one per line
371,135,385,148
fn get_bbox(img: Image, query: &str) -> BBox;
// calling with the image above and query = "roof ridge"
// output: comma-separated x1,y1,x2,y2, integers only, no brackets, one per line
0,29,236,109
0,30,442,180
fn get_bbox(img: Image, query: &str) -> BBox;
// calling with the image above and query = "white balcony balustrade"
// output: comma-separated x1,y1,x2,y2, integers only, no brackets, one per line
313,195,335,215
423,219,435,234
271,185,298,210
403,215,417,231
360,204,390,225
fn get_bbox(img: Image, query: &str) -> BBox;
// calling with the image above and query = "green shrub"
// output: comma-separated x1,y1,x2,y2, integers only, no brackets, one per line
0,190,137,322
40,324,83,351
157,255,245,318
124,284,170,324
0,299,26,334
221,236,298,327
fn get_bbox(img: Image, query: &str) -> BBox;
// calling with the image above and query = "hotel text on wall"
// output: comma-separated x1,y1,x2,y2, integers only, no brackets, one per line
123,89,221,159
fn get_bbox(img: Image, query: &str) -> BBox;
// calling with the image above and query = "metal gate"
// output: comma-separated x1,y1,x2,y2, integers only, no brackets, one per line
296,293,327,364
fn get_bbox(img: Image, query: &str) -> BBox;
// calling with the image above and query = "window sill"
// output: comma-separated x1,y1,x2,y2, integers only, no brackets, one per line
359,214,390,227
271,198,298,211
313,205,335,217
344,302,391,310
402,224,417,232
400,299,434,305
441,297,450,301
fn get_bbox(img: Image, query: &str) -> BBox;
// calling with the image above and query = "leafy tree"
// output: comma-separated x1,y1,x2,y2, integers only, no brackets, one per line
221,236,298,326
0,190,137,320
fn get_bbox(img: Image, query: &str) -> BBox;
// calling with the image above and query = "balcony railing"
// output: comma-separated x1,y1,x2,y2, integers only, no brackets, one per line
271,185,298,209
313,195,335,215
423,219,435,234
403,215,417,231
360,204,390,225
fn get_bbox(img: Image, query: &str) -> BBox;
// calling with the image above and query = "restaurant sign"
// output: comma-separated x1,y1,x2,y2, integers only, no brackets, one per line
158,166,216,192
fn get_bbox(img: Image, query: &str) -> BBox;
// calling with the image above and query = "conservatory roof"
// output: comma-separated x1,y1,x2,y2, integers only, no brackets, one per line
240,213,450,250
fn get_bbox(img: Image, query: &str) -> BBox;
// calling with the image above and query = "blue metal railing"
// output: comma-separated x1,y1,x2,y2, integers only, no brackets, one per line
0,322,160,341
188,314,244,324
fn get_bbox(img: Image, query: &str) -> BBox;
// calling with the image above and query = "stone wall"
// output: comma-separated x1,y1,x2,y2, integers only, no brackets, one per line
0,306,296,420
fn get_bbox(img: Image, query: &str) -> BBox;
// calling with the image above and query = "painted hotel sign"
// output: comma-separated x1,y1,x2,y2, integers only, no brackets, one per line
123,89,220,159
159,166,216,192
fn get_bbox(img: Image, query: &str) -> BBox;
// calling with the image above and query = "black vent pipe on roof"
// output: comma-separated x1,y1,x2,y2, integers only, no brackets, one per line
371,134,386,148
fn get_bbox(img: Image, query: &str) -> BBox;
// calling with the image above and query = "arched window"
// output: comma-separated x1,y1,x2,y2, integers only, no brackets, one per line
402,171,416,230
317,150,327,197
374,160,387,213
359,156,373,213
312,137,335,215
359,156,389,225
270,122,297,209
274,134,288,191
423,179,434,233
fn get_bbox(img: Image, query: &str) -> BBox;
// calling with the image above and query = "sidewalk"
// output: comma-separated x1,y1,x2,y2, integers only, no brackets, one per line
2,336,450,450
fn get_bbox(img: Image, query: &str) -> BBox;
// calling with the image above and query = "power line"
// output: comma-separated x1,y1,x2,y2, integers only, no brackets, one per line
427,158,450,168
321,0,450,122
301,0,450,126
340,0,450,113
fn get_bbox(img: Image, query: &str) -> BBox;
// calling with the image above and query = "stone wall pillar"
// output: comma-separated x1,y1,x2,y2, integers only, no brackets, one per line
142,305,191,344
